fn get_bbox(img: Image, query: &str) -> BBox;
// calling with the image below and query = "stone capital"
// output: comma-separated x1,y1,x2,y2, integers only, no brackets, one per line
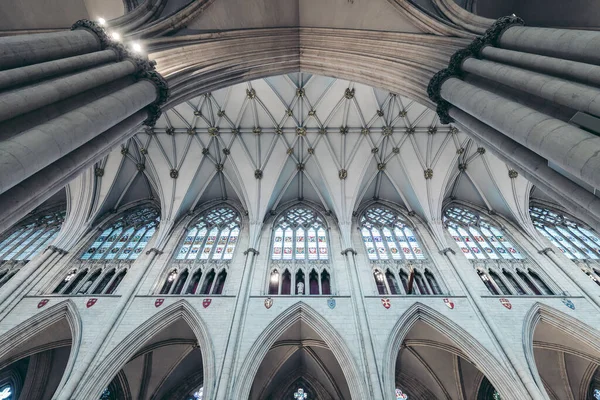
145,248,163,256
439,247,456,256
244,248,259,256
341,248,358,256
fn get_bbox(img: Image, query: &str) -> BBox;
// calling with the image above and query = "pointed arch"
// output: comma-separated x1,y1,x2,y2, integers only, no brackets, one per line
384,302,526,399
73,300,215,399
0,300,81,397
522,302,600,397
232,301,367,399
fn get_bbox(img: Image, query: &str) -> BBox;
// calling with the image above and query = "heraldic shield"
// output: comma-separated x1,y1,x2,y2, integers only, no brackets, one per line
327,298,336,309
443,298,454,309
37,299,49,309
264,297,273,309
562,298,575,310
202,298,212,308
155,298,164,308
499,298,512,310
381,298,391,309
86,298,98,308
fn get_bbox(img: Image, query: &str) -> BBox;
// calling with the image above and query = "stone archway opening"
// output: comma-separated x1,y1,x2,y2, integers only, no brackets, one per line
102,318,204,400
531,319,600,400
249,319,351,400
0,315,73,400
395,320,500,400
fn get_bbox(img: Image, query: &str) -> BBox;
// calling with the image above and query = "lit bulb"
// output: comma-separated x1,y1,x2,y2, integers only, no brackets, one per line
110,31,121,41
131,42,143,53
97,17,106,26
270,273,279,283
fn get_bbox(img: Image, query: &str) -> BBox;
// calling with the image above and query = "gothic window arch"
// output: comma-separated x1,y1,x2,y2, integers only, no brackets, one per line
361,205,444,296
445,205,556,296
0,206,65,289
158,206,241,296
53,205,159,295
267,206,331,295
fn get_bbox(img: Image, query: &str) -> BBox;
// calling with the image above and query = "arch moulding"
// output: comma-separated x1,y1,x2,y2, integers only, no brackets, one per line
231,301,367,399
72,299,215,399
383,302,529,399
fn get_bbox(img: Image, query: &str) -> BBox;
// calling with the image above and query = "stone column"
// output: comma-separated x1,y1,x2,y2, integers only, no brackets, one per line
428,15,600,234
0,19,168,228
341,248,385,400
214,247,258,400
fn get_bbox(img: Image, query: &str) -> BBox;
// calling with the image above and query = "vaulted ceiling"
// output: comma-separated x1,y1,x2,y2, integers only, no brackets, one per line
83,73,534,247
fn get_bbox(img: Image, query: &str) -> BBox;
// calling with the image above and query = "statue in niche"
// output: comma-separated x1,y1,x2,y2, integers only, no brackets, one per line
297,281,304,295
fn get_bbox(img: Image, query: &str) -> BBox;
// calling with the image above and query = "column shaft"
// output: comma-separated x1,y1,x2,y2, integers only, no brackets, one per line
0,50,118,91
449,107,600,232
440,77,600,189
0,79,157,194
0,60,137,122
480,47,600,88
462,57,600,117
0,110,147,232
0,30,100,70
500,26,600,65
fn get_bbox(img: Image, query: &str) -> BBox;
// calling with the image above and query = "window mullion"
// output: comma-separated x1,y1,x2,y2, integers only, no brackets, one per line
1,227,35,259
15,226,49,260
570,226,600,257
380,225,393,259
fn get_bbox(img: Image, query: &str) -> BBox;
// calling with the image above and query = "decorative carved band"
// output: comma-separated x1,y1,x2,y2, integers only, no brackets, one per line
341,248,358,256
439,247,456,256
427,15,524,124
538,247,555,255
145,248,164,255
47,245,68,255
71,19,170,127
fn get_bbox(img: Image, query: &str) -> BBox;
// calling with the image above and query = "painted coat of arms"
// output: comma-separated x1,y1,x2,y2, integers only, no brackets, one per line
37,299,49,309
155,298,164,308
86,298,98,308
499,298,512,310
202,298,212,308
381,298,391,309
561,298,575,310
327,298,336,309
443,298,454,309
264,297,273,309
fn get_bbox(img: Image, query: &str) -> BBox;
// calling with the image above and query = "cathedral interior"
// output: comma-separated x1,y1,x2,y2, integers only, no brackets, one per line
1,0,600,399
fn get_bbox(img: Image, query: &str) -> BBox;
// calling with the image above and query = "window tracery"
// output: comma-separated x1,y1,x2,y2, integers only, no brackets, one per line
158,206,240,296
361,205,443,296
53,206,159,296
268,206,331,295
0,207,65,290
445,205,555,296
530,204,600,286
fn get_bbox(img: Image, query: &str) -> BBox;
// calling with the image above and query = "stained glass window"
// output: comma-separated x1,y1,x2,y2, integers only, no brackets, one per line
81,206,159,261
0,207,65,262
444,206,523,260
0,384,11,400
360,206,425,260
395,388,408,399
530,205,600,261
271,207,328,260
187,387,203,400
176,207,240,261
594,388,600,400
